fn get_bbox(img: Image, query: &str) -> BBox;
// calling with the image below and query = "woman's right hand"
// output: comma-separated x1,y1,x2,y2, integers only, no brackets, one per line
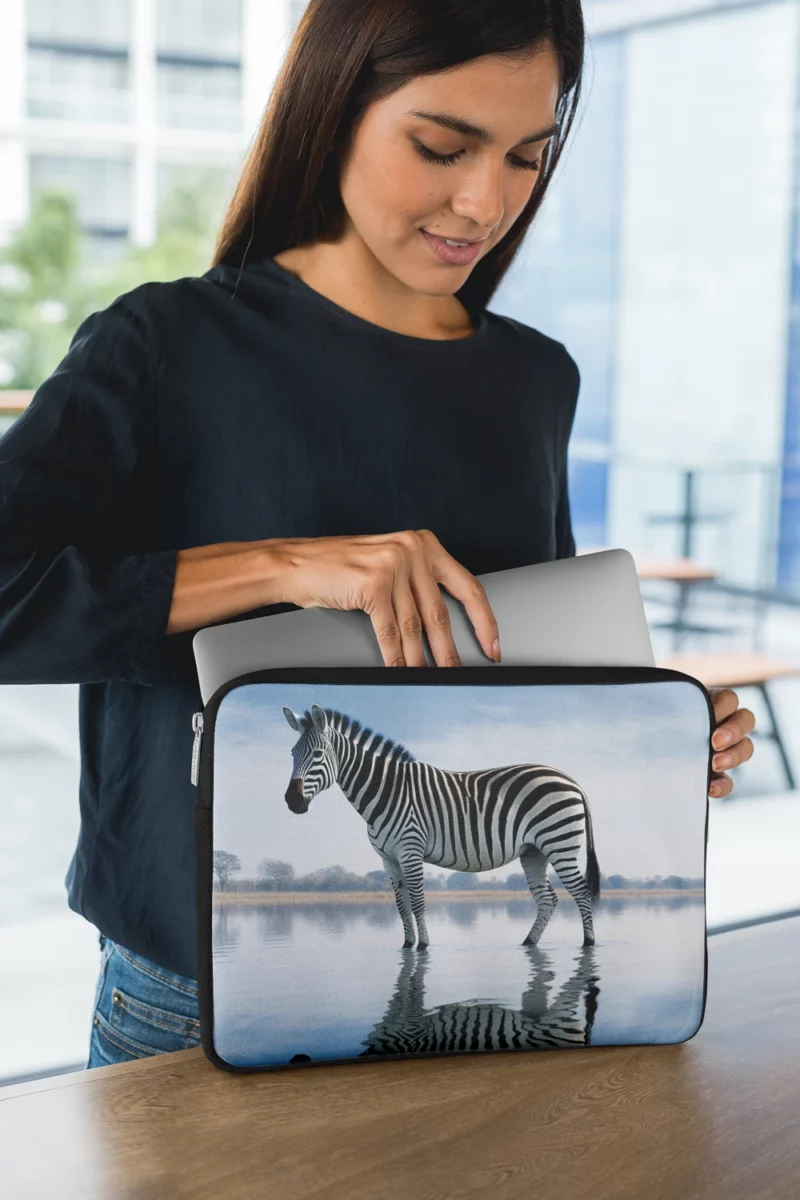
273,529,501,668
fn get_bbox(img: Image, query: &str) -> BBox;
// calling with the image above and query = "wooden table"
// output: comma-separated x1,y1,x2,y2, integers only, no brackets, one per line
577,548,717,582
2,916,799,1200
0,391,32,416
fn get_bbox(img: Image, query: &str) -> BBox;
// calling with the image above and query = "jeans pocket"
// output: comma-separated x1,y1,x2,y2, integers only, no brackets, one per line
107,986,201,1055
89,940,201,1066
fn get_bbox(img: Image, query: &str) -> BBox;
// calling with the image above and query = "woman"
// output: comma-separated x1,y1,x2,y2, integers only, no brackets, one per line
0,0,755,1068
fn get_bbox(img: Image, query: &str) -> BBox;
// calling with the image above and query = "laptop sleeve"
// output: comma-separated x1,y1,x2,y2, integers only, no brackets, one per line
192,664,714,1073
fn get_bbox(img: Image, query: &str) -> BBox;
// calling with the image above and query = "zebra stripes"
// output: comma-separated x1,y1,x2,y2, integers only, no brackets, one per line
283,703,600,950
360,945,600,1057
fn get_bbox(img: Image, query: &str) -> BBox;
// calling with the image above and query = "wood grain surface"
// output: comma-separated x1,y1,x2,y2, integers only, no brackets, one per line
1,916,798,1200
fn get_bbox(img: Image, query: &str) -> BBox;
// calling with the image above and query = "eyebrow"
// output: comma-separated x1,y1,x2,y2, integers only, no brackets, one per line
405,109,560,146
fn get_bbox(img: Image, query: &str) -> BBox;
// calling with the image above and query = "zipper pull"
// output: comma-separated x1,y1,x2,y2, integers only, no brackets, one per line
191,711,204,786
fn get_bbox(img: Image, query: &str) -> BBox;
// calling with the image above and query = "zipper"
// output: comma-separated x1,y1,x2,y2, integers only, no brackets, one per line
191,711,204,786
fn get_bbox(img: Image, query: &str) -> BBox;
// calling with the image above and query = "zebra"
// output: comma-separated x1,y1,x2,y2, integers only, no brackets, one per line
360,945,600,1057
282,704,600,950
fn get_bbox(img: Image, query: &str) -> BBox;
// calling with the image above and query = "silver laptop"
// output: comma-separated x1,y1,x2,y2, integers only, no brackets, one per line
193,548,654,705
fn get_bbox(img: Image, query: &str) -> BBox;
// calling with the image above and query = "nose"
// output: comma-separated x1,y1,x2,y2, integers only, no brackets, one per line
285,778,309,814
452,162,505,229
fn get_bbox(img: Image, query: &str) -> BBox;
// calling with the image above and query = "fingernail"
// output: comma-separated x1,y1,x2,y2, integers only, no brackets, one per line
492,638,501,662
714,729,733,749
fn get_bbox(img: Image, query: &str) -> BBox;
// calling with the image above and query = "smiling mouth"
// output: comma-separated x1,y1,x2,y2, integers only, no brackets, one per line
423,231,488,245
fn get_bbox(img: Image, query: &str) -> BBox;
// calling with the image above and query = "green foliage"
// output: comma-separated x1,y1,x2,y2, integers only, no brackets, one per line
0,173,227,391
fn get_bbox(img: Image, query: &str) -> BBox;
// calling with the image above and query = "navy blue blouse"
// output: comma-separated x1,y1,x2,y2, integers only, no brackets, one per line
0,255,580,977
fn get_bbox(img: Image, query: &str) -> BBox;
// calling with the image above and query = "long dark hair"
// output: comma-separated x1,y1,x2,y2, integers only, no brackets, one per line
212,0,585,313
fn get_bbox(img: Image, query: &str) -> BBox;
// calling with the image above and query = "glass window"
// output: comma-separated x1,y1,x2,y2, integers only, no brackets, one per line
27,0,130,50
29,155,131,236
156,0,241,60
156,61,241,131
154,0,242,131
26,0,131,124
27,48,130,123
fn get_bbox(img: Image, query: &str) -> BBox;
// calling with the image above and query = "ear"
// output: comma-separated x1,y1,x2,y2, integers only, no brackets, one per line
283,706,300,730
311,704,328,732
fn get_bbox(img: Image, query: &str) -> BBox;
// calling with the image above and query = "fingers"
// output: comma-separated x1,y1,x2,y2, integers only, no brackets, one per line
711,706,757,751
366,531,499,668
710,687,740,726
710,730,755,797
709,689,757,801
419,531,499,664
404,571,461,667
393,574,440,667
712,735,755,774
366,583,412,667
364,537,461,667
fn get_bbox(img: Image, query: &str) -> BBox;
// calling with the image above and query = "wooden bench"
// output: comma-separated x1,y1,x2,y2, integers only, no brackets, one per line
0,391,33,415
657,652,800,791
636,557,722,648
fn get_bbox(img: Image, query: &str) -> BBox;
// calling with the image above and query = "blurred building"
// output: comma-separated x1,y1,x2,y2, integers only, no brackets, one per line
506,0,800,593
0,0,798,591
0,0,295,260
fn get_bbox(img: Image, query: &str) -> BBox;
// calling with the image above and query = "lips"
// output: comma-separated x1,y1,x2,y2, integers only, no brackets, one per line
420,229,486,265
423,231,487,244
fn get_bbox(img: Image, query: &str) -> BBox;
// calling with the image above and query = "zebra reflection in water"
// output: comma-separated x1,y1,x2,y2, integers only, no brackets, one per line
283,704,600,951
360,945,600,1057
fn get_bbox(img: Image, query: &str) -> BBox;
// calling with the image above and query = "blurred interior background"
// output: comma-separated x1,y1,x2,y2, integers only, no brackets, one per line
2,0,800,1084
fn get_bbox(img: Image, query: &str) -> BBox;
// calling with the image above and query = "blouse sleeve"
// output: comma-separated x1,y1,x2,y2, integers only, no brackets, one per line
554,342,580,560
555,465,576,559
0,298,178,686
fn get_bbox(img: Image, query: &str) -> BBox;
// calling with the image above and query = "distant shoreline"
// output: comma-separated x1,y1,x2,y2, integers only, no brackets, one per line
212,889,704,905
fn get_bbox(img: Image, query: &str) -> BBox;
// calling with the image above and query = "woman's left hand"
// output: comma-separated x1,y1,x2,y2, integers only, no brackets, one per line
709,687,756,797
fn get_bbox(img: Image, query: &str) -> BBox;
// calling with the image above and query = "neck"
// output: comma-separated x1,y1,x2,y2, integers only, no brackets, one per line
272,236,475,341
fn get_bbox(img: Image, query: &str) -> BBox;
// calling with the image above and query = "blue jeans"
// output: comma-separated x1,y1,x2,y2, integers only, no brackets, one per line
86,934,201,1068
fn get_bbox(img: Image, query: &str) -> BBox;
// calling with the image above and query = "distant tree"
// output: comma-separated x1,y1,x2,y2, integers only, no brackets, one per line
257,860,295,891
606,874,629,889
213,851,241,892
295,865,372,891
664,875,688,890
365,869,391,891
423,872,447,890
504,872,528,891
446,871,478,890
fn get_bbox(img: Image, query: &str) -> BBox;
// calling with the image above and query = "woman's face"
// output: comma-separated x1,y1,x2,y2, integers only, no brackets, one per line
337,47,561,294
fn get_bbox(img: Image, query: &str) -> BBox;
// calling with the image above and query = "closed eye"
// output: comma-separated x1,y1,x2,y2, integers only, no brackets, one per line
413,140,542,173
